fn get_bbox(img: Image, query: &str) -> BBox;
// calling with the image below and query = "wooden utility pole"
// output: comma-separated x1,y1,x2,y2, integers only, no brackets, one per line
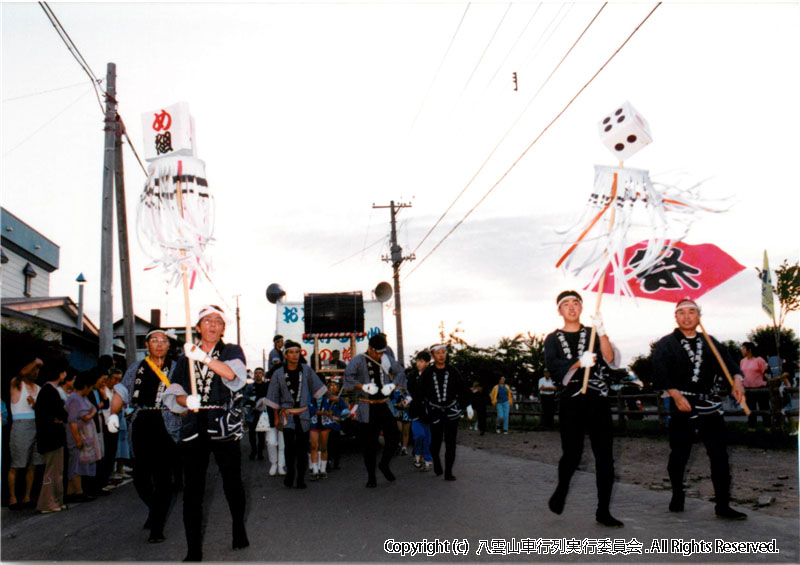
234,294,241,345
99,62,116,357
114,115,137,367
373,201,414,365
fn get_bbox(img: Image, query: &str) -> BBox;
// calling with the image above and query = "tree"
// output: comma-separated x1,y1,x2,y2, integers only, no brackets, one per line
758,259,800,328
747,326,800,370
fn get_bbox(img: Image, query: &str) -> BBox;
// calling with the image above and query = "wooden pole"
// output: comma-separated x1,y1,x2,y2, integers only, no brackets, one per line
174,162,198,402
582,169,619,394
113,117,138,368
697,319,750,416
99,63,116,357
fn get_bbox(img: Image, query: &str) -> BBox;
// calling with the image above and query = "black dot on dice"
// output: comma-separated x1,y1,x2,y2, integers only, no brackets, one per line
603,117,611,124
615,143,624,151
615,108,623,116
627,135,637,143
617,115,625,123
604,125,612,132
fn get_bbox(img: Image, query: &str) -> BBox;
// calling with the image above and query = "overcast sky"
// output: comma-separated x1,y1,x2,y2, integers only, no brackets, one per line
2,1,798,368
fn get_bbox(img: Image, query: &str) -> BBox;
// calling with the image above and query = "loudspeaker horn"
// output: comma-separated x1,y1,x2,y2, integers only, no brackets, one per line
374,281,393,303
266,283,286,304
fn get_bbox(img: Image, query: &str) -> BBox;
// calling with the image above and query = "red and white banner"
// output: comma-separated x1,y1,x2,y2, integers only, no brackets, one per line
589,241,745,302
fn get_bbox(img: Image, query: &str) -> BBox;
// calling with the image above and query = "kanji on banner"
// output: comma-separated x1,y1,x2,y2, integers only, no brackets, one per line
589,241,745,302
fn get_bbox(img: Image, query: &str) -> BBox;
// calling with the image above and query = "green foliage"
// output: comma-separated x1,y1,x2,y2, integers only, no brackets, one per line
758,259,800,328
421,324,547,398
746,325,799,368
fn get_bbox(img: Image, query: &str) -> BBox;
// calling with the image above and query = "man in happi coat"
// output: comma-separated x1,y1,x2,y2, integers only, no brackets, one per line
417,344,472,481
543,290,623,527
109,328,181,543
265,340,335,489
163,305,249,561
342,334,406,487
653,298,747,520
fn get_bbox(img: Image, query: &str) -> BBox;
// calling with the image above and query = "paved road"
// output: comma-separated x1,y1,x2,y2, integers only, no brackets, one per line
2,440,798,563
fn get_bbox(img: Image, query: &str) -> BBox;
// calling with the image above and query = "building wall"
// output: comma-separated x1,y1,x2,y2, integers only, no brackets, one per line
1,249,50,298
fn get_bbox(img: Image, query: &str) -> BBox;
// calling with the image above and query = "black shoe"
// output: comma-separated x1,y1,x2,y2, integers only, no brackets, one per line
283,476,294,488
232,529,250,550
8,502,23,511
548,486,567,515
669,492,685,512
596,511,624,528
444,474,456,481
715,505,747,520
366,477,377,488
378,462,396,482
183,551,202,562
148,531,166,543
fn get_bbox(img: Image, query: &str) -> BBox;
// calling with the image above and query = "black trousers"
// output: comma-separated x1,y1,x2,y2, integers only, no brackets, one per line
282,419,309,486
556,394,615,512
359,403,399,481
430,418,459,476
248,411,266,457
745,388,771,428
132,417,176,535
668,411,731,507
476,405,487,433
541,395,556,427
181,437,246,558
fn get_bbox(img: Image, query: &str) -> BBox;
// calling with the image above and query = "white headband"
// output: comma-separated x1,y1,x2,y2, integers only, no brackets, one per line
430,344,447,353
557,294,583,309
675,299,701,314
197,305,230,325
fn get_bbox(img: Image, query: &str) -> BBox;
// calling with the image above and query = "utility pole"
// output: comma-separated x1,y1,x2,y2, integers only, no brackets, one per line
234,294,241,345
99,62,116,357
373,200,414,365
114,115,137,367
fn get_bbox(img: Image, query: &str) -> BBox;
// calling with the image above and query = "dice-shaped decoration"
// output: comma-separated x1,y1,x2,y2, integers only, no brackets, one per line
597,101,652,163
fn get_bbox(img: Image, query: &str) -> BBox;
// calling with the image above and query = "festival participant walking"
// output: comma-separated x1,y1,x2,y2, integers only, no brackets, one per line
342,334,406,487
407,351,433,470
265,340,334,488
34,356,69,514
268,335,284,374
739,342,771,431
653,298,748,520
245,367,268,461
109,328,181,543
308,379,349,479
418,344,472,481
162,305,249,561
544,290,623,527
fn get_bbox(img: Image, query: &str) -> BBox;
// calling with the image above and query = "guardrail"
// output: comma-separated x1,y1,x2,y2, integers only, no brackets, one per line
488,384,798,433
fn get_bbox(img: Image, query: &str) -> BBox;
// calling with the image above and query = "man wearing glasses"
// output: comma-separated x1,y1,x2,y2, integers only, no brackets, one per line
163,305,249,562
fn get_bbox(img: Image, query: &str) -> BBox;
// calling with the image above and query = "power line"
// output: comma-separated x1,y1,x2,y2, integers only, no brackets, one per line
3,79,98,102
329,235,388,268
3,86,95,157
405,2,662,280
410,2,608,257
521,2,573,71
485,2,543,89
461,2,513,93
408,2,471,133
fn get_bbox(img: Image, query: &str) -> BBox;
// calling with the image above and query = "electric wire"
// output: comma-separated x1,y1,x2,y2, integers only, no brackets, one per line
462,2,513,93
485,2,543,89
410,2,608,258
405,2,662,280
409,2,472,133
3,80,98,102
2,86,95,157
329,235,389,268
521,2,573,71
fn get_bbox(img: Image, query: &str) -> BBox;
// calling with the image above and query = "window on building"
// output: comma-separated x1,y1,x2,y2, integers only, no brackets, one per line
23,263,37,297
